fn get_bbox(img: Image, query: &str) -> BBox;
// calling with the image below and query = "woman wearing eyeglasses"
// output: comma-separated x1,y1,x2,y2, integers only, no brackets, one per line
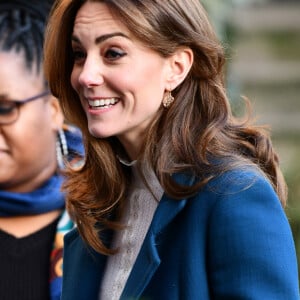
0,1,83,300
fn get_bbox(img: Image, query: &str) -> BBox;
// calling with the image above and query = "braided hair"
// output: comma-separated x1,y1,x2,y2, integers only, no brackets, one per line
0,0,53,73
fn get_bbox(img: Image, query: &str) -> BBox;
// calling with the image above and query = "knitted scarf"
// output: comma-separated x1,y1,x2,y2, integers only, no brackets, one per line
0,175,64,216
0,125,83,300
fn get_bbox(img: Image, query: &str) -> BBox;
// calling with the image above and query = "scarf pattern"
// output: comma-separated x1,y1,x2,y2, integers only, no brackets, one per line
50,210,75,300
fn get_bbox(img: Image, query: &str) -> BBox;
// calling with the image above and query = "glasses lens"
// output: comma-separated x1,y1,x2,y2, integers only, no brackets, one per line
0,101,18,124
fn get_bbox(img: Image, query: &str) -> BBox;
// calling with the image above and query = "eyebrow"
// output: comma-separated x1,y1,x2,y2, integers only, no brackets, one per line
71,32,130,45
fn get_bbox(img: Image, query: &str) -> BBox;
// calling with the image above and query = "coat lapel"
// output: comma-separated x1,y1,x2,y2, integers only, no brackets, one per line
121,173,195,299
62,229,107,300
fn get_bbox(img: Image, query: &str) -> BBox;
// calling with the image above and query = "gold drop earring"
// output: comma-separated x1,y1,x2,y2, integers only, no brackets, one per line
162,90,174,108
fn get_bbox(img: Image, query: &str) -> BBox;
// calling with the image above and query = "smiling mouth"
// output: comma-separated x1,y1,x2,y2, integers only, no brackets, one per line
88,98,119,109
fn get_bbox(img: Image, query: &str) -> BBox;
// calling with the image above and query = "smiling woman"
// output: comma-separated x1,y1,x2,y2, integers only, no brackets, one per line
0,1,83,300
44,1,299,299
69,2,181,154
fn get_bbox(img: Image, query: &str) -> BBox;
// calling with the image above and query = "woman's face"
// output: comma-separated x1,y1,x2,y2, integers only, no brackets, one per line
0,50,63,192
71,1,172,159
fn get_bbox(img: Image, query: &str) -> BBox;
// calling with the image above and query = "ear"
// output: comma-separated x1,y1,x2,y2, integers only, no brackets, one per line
49,96,64,130
165,47,193,90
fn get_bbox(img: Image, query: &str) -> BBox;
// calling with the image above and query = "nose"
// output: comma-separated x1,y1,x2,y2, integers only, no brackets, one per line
78,56,104,88
0,128,7,142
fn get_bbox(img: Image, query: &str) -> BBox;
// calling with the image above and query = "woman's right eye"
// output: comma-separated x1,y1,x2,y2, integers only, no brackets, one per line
72,49,86,62
104,48,126,61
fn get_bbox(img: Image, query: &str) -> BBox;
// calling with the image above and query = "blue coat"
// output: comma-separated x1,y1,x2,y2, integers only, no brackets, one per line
61,170,299,299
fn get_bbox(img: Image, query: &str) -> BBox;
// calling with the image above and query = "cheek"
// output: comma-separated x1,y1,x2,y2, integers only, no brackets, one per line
25,125,56,161
16,118,51,143
140,60,166,91
133,68,165,106
11,125,55,167
70,68,79,91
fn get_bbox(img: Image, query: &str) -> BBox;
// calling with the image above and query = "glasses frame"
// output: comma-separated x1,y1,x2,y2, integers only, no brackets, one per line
0,90,50,125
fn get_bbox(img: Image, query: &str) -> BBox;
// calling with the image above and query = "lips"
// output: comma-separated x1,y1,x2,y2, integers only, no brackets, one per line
88,97,119,109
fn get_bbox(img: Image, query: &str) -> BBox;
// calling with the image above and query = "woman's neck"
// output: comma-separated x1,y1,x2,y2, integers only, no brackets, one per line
0,210,62,238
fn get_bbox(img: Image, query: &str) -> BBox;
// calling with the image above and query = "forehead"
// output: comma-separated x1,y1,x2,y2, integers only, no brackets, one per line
0,50,44,99
73,1,129,38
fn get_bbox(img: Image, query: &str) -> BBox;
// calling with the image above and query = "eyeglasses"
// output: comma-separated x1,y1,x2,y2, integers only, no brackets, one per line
0,90,50,125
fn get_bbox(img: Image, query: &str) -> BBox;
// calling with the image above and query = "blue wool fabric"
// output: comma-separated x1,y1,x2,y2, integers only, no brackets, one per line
0,175,64,216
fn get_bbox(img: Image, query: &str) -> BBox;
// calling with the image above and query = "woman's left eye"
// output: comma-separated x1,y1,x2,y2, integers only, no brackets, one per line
104,48,126,61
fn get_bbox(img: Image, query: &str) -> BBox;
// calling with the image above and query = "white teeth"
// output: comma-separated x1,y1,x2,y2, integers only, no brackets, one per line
88,98,119,108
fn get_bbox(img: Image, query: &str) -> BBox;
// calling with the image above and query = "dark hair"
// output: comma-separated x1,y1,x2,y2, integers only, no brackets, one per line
0,0,53,72
44,0,287,254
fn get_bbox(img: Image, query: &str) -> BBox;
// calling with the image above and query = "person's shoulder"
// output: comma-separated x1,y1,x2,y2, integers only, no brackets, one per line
64,227,95,259
205,167,272,197
179,167,278,217
198,166,284,222
64,226,98,257
197,167,288,237
186,166,280,213
64,227,80,245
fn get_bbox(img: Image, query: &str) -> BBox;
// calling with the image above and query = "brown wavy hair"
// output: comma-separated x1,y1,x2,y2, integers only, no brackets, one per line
44,0,287,254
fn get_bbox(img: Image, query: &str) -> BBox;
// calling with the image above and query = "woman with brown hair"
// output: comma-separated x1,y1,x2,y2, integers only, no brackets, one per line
44,0,299,299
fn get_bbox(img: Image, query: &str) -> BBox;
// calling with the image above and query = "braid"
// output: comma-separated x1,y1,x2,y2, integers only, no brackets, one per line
0,0,53,73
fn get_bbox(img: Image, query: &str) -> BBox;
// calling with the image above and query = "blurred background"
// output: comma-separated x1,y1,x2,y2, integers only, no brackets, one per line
202,0,300,273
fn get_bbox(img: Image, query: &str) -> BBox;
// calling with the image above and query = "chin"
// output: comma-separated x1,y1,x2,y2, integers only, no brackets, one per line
88,127,112,139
